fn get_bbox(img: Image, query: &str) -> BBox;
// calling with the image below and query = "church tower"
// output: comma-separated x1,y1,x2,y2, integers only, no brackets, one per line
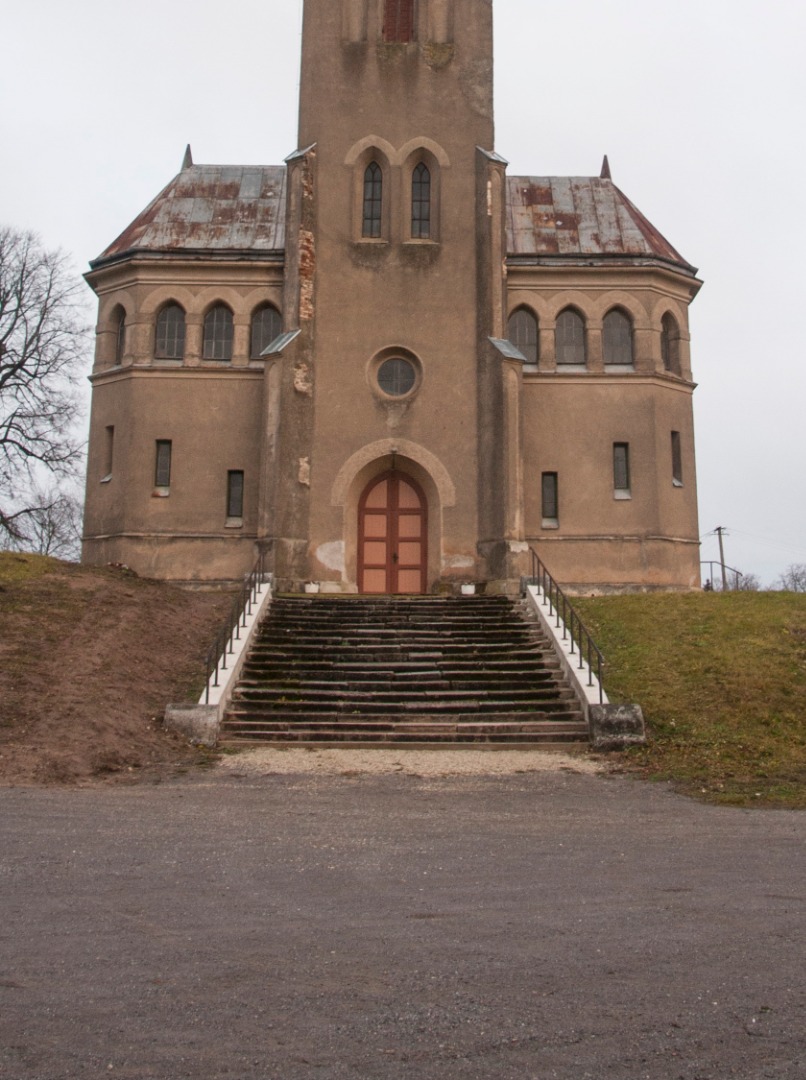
264,0,521,592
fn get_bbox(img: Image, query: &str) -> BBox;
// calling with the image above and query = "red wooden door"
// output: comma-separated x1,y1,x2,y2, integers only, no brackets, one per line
358,473,427,594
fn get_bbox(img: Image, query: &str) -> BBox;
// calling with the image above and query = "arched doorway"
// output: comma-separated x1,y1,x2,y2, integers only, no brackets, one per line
358,472,428,594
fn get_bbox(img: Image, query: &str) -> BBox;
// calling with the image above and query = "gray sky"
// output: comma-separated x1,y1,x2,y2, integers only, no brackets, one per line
2,0,804,585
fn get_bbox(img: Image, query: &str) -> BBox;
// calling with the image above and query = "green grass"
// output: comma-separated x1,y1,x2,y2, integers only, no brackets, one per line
0,551,60,586
576,592,806,808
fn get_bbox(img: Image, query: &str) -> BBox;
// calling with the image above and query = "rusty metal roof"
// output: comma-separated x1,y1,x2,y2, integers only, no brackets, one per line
92,164,287,266
92,163,694,276
506,176,696,273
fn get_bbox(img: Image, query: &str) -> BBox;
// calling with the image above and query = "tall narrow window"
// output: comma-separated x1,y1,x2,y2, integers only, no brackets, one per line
671,431,683,486
384,0,416,42
203,305,234,361
362,162,383,238
555,309,586,366
102,425,114,482
251,304,282,359
542,472,559,527
613,443,631,498
507,308,539,367
114,308,126,365
155,304,185,360
661,313,681,375
155,440,172,490
227,470,244,520
411,163,431,239
603,309,634,366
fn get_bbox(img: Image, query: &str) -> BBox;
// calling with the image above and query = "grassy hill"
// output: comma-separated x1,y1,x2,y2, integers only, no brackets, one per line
577,592,806,808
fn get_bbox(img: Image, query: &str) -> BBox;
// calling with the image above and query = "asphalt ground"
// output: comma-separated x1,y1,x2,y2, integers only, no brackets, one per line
1,769,804,1079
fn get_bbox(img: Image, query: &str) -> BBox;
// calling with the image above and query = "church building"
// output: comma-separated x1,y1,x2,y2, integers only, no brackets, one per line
82,0,702,594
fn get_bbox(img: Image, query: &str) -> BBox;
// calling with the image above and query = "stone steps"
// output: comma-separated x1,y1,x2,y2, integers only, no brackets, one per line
221,595,589,746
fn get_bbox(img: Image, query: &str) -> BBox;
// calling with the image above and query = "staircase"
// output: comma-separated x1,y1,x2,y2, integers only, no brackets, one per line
221,595,589,747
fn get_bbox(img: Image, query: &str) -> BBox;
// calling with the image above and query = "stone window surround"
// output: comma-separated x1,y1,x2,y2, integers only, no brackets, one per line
346,136,447,246
505,299,690,377
95,294,284,371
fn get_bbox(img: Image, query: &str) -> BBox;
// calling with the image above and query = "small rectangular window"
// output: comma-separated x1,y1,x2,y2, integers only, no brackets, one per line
541,472,559,527
101,425,114,482
614,443,631,498
671,431,683,486
155,440,172,489
227,470,244,520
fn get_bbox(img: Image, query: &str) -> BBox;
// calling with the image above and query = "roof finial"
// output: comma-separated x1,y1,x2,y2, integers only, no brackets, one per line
182,144,194,171
600,154,612,180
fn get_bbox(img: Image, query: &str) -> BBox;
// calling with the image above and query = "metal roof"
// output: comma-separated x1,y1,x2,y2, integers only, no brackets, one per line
92,164,694,276
506,176,696,273
93,165,287,266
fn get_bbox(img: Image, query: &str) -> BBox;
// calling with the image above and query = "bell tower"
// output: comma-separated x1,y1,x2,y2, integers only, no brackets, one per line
264,0,520,592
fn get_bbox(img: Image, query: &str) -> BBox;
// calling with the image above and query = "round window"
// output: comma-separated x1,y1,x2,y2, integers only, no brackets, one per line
377,357,417,397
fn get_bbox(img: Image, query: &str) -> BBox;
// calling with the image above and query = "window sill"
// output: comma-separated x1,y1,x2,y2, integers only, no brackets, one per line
152,487,170,499
403,239,439,247
614,490,632,501
673,479,684,488
225,517,244,529
354,237,389,246
604,364,636,373
541,519,559,530
153,357,183,366
100,474,112,484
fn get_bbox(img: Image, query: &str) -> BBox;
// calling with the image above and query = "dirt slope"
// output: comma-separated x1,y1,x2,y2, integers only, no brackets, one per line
0,553,232,785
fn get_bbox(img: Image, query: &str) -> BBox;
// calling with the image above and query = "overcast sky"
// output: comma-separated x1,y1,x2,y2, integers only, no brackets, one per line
2,0,804,585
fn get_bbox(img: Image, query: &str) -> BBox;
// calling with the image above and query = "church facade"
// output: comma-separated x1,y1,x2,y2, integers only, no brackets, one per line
82,0,702,594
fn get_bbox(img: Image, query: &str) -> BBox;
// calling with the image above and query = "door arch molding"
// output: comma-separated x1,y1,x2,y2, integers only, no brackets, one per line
330,438,456,508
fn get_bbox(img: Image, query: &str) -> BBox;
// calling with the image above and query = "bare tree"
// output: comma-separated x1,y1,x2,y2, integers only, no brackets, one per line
776,564,806,593
733,572,761,592
7,484,83,560
0,226,89,545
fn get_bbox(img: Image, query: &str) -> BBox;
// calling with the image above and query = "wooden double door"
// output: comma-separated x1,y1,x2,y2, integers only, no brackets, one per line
358,472,428,594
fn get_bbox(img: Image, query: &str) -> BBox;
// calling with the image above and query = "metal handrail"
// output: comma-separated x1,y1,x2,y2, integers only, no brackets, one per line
525,547,606,704
203,550,269,704
700,561,744,591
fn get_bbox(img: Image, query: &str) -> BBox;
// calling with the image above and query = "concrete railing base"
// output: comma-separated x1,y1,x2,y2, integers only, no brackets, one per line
164,704,219,748
589,704,647,751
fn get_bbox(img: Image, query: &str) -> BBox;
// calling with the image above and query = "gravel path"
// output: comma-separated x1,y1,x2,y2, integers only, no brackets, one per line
217,746,608,778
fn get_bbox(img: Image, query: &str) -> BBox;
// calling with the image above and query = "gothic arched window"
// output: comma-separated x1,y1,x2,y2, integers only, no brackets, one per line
603,309,634,366
203,304,234,361
661,313,681,375
250,304,282,359
362,162,383,238
155,303,186,360
384,0,416,43
507,308,539,367
411,163,431,239
555,309,586,366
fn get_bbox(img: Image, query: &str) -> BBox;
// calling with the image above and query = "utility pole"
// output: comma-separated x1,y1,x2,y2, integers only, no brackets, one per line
715,526,728,592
